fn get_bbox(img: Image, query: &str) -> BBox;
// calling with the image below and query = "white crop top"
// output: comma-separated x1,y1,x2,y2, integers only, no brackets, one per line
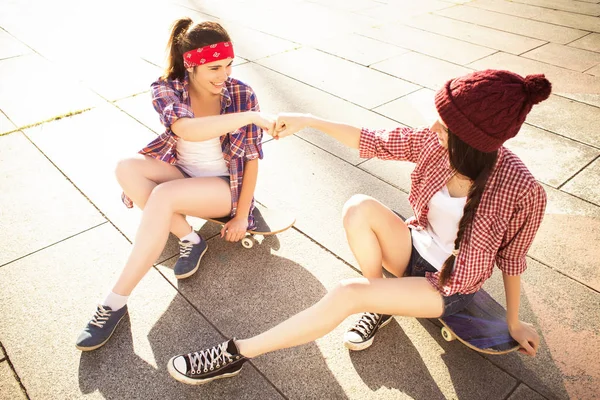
410,185,467,270
175,137,228,178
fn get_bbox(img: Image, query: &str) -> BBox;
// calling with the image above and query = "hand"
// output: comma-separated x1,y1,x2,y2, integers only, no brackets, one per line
272,113,311,140
509,320,540,356
252,112,276,135
221,215,248,242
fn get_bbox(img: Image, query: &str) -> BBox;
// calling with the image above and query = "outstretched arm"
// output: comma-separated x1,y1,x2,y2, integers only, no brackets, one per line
274,113,361,149
173,112,274,142
503,273,539,356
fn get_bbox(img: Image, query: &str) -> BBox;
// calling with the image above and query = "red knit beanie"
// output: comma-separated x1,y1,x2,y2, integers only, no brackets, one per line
434,69,552,152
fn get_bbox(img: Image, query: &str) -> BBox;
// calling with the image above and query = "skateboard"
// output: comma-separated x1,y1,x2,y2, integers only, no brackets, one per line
206,204,295,249
437,290,520,355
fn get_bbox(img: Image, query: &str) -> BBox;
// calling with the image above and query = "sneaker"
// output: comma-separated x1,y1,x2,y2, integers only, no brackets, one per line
173,237,208,280
168,339,247,385
343,312,393,351
76,305,128,351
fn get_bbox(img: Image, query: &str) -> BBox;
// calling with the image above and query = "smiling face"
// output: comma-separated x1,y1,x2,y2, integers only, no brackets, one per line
430,117,450,149
187,57,233,96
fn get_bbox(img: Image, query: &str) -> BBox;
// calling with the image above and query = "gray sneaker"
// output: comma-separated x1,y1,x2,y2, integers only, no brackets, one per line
76,305,128,351
174,237,208,280
343,312,393,351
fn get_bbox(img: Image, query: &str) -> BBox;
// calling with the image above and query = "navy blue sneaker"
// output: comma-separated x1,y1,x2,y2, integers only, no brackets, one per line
343,312,393,351
168,339,247,385
76,305,128,351
174,237,208,280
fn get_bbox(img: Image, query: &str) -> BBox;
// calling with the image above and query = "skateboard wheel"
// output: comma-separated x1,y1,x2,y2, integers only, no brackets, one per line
241,237,254,249
441,327,456,342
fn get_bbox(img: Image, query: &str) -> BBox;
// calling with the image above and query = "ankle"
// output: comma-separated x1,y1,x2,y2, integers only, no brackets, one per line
234,339,255,359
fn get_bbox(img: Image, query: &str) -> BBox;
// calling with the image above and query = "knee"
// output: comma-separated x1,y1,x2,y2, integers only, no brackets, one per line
329,279,364,313
342,194,375,228
147,182,173,209
115,157,139,184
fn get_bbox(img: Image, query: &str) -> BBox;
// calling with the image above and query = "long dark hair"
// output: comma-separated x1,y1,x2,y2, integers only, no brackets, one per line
163,18,231,81
438,131,498,286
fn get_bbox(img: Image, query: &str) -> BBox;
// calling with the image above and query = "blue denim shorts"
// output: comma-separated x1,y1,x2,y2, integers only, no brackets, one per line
175,165,230,184
404,244,475,318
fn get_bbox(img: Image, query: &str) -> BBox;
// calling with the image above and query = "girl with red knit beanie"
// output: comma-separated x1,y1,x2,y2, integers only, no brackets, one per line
166,70,551,385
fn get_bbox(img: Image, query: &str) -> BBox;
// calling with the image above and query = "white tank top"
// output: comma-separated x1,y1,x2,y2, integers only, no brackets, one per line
175,137,228,178
410,185,467,270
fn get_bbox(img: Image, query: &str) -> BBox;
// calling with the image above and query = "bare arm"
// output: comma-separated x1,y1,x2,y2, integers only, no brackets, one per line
172,112,267,142
274,113,361,149
503,272,539,356
221,158,259,242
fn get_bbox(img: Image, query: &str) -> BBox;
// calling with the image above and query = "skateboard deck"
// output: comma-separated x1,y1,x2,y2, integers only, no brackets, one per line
438,290,520,355
206,204,295,248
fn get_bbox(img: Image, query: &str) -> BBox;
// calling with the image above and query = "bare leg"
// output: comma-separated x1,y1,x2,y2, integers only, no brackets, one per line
112,177,232,296
116,155,191,238
343,194,412,278
236,277,444,358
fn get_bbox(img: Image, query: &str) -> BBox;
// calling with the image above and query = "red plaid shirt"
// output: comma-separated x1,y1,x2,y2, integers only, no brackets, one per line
360,126,546,296
121,74,263,228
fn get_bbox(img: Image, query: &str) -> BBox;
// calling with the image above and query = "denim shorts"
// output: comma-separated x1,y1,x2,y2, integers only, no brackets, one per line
175,165,230,184
404,244,475,318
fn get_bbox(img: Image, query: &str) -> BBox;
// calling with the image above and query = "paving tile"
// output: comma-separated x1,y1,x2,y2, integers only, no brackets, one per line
0,54,102,128
0,362,26,400
510,0,600,16
530,184,600,293
0,110,16,134
522,43,600,72
256,47,420,109
0,345,4,361
507,384,547,400
468,52,600,110
525,94,600,149
256,136,414,268
533,9,600,34
358,158,416,195
467,0,545,19
115,92,164,135
157,229,516,400
24,105,219,245
371,52,473,90
359,23,497,65
307,32,410,66
504,124,599,188
357,0,454,23
233,63,400,165
0,30,30,60
222,24,299,62
373,88,438,129
406,13,546,55
480,258,600,400
307,0,383,13
436,6,587,44
562,158,600,206
0,224,282,399
0,132,105,267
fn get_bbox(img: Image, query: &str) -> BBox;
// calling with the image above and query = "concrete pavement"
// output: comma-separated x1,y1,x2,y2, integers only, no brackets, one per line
1,0,599,399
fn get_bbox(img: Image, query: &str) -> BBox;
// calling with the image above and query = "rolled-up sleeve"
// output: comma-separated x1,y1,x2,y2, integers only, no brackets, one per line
243,90,263,161
151,80,194,131
359,126,431,163
496,183,547,275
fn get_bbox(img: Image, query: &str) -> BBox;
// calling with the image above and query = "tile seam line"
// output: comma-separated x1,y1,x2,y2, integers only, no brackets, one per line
557,153,600,190
19,131,135,244
509,0,600,17
432,10,590,43
0,222,108,269
463,1,600,24
528,254,600,295
523,121,600,151
0,342,32,400
1,108,94,137
150,264,289,400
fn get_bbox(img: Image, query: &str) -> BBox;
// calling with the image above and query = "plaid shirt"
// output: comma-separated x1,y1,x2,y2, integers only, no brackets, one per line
121,74,263,228
360,126,547,296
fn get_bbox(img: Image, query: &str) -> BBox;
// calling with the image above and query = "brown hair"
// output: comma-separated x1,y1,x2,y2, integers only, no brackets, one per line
163,18,231,81
438,131,498,286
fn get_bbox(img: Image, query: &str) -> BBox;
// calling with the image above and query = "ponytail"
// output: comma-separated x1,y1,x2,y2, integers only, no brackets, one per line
438,131,498,286
163,17,193,81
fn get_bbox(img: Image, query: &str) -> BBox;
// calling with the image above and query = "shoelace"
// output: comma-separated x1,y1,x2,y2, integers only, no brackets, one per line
187,341,233,374
90,305,112,329
350,312,380,338
179,241,194,259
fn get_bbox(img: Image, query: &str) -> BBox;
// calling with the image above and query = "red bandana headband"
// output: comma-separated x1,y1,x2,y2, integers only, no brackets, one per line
183,41,234,68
